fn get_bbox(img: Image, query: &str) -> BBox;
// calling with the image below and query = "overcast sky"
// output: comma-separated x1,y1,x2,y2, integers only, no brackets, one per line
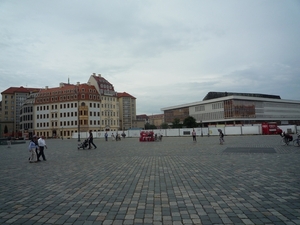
1,0,299,114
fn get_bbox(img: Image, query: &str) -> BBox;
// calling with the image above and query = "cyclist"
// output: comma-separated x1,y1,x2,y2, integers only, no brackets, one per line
282,132,293,143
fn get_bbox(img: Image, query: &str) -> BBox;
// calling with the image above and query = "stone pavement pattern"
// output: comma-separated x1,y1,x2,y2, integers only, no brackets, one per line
0,135,299,225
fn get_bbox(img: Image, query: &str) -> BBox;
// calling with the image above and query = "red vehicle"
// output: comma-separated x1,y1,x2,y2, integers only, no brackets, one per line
262,122,282,135
139,131,155,142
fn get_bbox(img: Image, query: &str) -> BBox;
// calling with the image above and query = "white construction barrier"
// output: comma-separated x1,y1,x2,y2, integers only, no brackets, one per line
71,125,296,138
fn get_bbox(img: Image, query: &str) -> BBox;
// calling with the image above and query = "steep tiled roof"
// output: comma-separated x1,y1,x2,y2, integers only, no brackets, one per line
136,114,148,119
35,83,100,104
117,92,136,99
1,86,41,94
91,75,117,96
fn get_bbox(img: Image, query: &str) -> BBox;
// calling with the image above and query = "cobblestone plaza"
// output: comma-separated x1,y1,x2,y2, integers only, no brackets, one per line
0,135,299,225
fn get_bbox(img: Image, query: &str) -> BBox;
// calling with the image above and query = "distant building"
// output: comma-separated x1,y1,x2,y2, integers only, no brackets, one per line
117,92,136,130
135,114,149,129
2,73,139,138
148,114,164,128
88,73,120,131
161,92,300,126
0,86,41,137
20,92,39,139
31,82,101,138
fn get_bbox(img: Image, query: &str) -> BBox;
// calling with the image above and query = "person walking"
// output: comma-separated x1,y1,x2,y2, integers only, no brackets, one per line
88,130,97,149
37,135,47,161
111,133,115,141
28,136,39,163
116,132,120,141
105,132,108,141
7,136,12,148
192,129,197,142
218,129,224,145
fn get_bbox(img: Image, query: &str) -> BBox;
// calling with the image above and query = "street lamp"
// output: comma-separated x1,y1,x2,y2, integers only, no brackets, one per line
78,106,81,142
74,85,81,142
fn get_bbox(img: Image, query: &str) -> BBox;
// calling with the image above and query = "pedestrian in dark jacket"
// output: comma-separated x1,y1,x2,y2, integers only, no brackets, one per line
88,130,97,149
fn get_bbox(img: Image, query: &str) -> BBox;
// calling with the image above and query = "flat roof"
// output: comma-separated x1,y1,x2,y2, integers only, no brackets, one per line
161,95,300,111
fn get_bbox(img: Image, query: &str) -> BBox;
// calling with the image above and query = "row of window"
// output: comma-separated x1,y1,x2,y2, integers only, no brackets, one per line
20,106,33,113
38,88,97,97
36,102,103,111
195,105,205,112
3,111,14,115
212,102,224,110
20,123,33,130
1,117,14,121
20,115,33,122
193,111,225,121
3,101,14,105
4,95,14,99
35,119,119,128
263,102,300,109
102,97,116,101
36,111,107,119
36,94,100,103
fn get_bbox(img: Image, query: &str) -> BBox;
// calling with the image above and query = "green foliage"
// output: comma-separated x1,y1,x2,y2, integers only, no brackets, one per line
145,123,157,130
172,118,182,128
183,116,197,128
161,122,169,129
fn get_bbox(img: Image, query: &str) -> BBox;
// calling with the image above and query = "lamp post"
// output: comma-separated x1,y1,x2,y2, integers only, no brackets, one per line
76,86,81,142
78,105,80,142
200,120,203,137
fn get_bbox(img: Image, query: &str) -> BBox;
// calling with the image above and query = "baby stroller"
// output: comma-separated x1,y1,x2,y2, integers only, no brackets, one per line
78,138,89,149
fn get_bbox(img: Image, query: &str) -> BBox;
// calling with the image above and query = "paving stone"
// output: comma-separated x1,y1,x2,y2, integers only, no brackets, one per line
0,136,299,224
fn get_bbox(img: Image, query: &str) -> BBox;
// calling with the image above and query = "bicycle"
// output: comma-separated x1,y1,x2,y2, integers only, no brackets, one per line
293,133,300,147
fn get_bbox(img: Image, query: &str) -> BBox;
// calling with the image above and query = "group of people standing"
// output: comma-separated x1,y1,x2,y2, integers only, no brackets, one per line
28,135,47,163
192,129,225,144
104,131,126,141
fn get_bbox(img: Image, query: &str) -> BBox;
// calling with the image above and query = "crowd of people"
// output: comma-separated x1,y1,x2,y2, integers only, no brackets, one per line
25,128,295,162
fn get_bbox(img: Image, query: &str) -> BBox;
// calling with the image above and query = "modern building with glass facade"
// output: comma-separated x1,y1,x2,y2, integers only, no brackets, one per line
162,92,300,126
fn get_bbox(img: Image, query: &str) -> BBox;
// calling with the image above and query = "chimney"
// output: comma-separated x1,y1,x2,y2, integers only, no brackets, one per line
59,83,64,87
77,82,80,85
93,73,96,76
98,74,101,77
45,86,48,89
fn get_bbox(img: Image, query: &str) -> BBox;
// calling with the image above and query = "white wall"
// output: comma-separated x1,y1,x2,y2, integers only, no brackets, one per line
72,125,296,138
224,127,241,135
242,125,261,135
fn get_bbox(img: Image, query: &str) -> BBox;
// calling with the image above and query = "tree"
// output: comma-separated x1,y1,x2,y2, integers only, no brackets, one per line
161,123,169,129
172,118,182,128
183,116,197,128
145,123,157,130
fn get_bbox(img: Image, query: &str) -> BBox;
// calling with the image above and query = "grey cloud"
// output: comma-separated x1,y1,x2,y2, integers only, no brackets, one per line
1,0,299,114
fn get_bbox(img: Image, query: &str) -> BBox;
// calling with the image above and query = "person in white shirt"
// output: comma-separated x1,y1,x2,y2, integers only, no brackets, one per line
192,129,197,142
7,136,12,148
37,136,47,161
